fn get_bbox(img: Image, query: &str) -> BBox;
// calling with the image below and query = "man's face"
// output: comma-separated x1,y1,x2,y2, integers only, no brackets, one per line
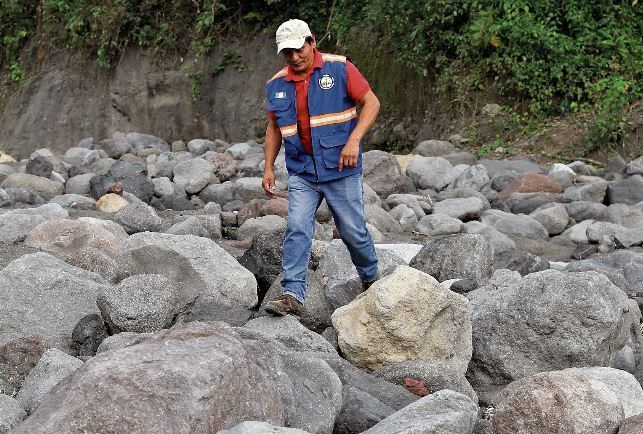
281,38,316,73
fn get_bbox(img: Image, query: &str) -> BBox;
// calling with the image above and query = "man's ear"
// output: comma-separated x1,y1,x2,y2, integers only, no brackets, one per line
310,35,317,49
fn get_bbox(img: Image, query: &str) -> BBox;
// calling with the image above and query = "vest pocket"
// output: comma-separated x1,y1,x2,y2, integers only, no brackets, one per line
319,132,350,169
267,98,292,112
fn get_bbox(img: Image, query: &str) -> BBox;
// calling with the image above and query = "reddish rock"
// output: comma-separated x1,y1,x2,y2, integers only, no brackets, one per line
106,181,123,195
0,336,49,395
498,173,562,200
261,198,289,218
238,199,265,225
403,378,429,397
619,413,643,434
204,152,238,181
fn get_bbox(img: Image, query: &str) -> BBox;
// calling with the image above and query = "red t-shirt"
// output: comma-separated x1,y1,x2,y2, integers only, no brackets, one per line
268,49,370,155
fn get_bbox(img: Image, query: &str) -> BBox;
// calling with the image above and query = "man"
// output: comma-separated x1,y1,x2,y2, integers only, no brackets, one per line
262,19,380,317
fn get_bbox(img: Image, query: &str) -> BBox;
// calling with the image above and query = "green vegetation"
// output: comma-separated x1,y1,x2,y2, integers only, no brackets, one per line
1,0,641,153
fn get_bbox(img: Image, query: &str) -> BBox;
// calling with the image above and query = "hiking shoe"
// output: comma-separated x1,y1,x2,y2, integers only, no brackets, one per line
362,278,377,291
265,294,303,317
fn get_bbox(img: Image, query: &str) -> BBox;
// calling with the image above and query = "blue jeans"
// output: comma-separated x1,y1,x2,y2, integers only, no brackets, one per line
281,173,378,303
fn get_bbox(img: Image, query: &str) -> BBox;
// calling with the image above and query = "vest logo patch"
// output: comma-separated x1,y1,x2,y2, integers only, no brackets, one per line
274,91,287,99
318,74,335,90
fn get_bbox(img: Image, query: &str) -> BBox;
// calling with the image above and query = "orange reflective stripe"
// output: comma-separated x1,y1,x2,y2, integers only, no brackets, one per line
279,124,298,137
310,107,357,127
321,53,346,63
267,67,288,83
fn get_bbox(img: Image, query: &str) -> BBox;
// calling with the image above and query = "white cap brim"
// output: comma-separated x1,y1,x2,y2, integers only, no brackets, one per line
277,37,306,54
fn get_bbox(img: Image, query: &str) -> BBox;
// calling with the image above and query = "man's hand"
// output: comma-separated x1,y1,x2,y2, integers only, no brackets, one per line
262,168,277,198
338,137,360,173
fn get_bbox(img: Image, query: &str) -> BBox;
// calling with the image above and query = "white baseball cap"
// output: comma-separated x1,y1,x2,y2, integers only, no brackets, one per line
275,19,312,54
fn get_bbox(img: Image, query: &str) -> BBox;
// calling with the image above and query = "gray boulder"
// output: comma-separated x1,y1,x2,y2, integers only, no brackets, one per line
494,250,549,276
597,203,643,228
432,197,485,220
564,250,643,296
225,142,252,160
49,194,96,209
199,180,234,205
11,323,342,434
151,151,193,178
478,158,542,178
467,269,634,404
1,173,63,201
493,367,643,434
562,179,608,202
407,157,454,191
0,203,68,243
480,209,549,240
334,386,396,434
119,232,258,310
586,221,627,243
2,187,44,206
126,132,170,154
319,241,406,309
0,337,48,397
416,214,463,236
186,139,213,155
218,422,310,434
165,216,210,238
410,234,493,285
114,201,163,234
97,274,178,333
243,315,336,354
362,150,411,198
94,139,132,159
234,177,267,201
372,359,477,403
448,164,490,192
15,348,83,414
363,390,478,434
0,188,11,207
0,253,109,353
0,395,26,433
506,192,565,214
564,201,606,222
529,202,569,235
172,158,213,194
0,164,16,184
389,204,419,231
365,204,402,234
411,140,456,157
607,175,643,205
463,221,516,254
384,194,428,219
236,215,287,240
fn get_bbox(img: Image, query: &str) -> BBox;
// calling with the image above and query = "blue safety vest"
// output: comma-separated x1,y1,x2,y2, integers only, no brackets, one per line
265,53,361,182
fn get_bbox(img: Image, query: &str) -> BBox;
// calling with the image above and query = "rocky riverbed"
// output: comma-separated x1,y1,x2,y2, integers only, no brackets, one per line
1,132,643,433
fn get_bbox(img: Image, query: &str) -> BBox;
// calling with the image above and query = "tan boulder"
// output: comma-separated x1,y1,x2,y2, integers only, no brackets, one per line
331,265,472,373
24,219,121,255
395,154,421,174
0,152,16,163
1,173,64,200
96,193,128,213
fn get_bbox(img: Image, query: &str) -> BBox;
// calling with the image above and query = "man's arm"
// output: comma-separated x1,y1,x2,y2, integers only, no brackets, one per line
262,117,282,198
339,90,380,172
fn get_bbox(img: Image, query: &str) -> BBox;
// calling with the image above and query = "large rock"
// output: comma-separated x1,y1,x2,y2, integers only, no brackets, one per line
97,274,178,333
243,315,336,354
0,253,110,353
236,215,287,240
94,139,132,158
494,250,549,276
11,322,342,434
126,132,170,154
114,201,163,234
233,177,267,201
332,266,472,373
597,203,643,228
333,386,396,434
415,214,463,236
15,348,84,415
480,209,549,240
362,150,411,198
564,201,607,222
0,204,68,242
372,359,477,403
364,204,402,234
24,219,121,256
151,151,193,178
528,202,569,235
467,270,634,404
410,234,493,285
506,191,565,214
607,175,643,205
562,180,608,203
564,250,643,296
0,395,26,433
463,221,516,254
411,140,456,157
478,158,542,178
407,157,454,191
318,241,407,309
218,422,310,434
172,158,213,194
493,367,643,434
95,193,129,212
1,173,63,200
448,164,490,192
362,390,477,434
432,197,485,220
119,232,258,310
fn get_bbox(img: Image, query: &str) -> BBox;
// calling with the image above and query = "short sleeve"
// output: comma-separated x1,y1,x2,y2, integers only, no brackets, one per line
346,61,371,102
